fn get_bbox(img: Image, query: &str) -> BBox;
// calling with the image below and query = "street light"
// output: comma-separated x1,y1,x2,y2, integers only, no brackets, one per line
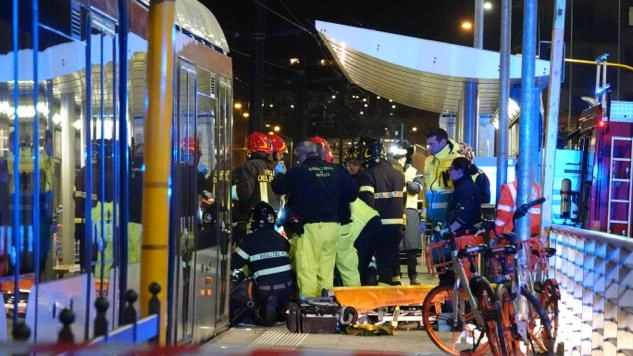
461,21,473,31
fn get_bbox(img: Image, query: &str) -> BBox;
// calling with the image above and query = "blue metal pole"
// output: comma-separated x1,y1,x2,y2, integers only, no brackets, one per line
11,0,21,327
496,0,512,196
83,12,94,342
31,0,41,340
117,0,130,326
517,0,539,243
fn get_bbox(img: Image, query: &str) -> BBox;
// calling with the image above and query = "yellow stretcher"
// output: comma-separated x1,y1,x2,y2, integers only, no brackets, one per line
332,285,434,314
329,285,435,332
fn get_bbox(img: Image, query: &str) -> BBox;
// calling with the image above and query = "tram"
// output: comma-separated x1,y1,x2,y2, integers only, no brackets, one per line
0,0,233,344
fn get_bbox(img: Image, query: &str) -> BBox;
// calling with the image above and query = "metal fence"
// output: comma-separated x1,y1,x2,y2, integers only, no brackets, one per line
549,225,633,355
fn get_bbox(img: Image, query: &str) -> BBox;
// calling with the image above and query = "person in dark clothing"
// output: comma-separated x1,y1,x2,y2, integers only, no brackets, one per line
271,141,358,297
232,132,280,243
356,137,406,285
231,202,295,326
342,144,382,285
435,156,482,286
441,156,483,236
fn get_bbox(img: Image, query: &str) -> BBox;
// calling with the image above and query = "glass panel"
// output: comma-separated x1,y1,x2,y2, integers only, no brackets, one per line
215,75,232,326
172,62,197,341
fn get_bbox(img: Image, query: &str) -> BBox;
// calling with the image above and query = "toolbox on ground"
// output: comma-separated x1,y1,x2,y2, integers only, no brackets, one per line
286,297,339,334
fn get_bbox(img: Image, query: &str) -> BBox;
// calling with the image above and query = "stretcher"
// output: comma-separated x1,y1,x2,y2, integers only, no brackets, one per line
331,285,434,329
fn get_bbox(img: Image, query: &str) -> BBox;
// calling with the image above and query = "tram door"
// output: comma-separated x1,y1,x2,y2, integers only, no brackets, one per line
171,61,199,342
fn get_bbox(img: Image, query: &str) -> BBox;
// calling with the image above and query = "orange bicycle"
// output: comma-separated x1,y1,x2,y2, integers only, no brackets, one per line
422,229,511,355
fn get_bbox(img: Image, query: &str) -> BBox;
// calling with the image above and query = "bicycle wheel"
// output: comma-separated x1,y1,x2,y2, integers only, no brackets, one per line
516,287,555,355
498,284,526,355
421,284,490,356
540,278,560,341
470,276,507,356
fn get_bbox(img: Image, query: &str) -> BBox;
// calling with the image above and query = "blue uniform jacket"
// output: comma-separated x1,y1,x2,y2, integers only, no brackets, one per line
271,157,358,224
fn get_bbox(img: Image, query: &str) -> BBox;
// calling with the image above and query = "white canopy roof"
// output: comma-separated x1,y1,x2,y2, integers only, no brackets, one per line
316,20,551,115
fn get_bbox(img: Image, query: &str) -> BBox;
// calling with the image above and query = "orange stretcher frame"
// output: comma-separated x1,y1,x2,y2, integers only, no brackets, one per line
332,285,434,314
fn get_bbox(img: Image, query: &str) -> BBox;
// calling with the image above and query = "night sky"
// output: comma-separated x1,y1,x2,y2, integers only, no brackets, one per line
201,0,628,134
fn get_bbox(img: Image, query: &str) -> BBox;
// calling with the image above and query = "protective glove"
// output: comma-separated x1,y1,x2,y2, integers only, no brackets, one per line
439,227,451,237
274,160,286,175
406,180,421,194
417,221,426,233
198,163,208,175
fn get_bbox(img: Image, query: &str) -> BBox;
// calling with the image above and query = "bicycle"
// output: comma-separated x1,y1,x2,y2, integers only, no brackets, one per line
422,225,515,355
484,197,558,355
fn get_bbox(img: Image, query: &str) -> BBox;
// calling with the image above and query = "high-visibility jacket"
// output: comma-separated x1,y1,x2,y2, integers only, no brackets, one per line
495,180,542,236
422,139,464,223
404,164,423,210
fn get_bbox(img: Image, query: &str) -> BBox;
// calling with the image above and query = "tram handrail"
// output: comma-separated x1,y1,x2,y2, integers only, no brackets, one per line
89,314,159,345
550,224,633,249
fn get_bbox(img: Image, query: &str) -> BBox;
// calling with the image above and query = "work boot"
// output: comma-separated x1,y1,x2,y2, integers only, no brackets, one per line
261,296,278,326
409,275,420,285
365,265,378,286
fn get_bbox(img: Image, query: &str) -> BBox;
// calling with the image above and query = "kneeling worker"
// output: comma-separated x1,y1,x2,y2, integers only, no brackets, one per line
231,202,295,326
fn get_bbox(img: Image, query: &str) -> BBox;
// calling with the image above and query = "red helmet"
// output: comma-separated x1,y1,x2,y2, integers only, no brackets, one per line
267,133,288,154
309,136,333,163
180,137,200,154
247,132,272,155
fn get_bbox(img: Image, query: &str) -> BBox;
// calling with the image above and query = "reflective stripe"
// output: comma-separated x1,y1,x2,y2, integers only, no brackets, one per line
430,202,447,209
381,218,404,225
259,182,269,203
235,247,249,260
497,204,513,212
374,191,404,199
74,191,98,200
529,208,541,214
508,183,517,200
252,264,293,279
359,185,374,193
495,219,505,226
250,250,289,262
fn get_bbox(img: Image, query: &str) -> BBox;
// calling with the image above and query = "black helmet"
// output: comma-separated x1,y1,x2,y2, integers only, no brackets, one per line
249,202,276,231
387,139,409,159
343,144,361,163
360,137,385,164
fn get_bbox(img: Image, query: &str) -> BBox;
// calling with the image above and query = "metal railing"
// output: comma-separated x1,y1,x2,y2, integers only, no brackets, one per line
549,225,633,355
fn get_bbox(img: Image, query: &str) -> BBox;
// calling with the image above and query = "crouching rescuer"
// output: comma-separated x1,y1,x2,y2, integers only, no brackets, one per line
230,202,296,326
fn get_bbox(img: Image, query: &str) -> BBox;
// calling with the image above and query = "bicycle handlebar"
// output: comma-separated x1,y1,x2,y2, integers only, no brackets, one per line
513,197,546,221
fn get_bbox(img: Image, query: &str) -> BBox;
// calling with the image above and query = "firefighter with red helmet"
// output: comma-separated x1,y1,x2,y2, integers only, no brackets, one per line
356,137,406,285
309,136,334,163
232,132,281,242
267,133,288,162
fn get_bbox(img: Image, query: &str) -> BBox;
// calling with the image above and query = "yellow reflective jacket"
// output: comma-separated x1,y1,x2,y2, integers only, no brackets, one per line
422,139,464,222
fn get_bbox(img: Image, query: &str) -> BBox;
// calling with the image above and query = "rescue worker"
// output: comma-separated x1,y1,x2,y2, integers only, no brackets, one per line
357,137,406,285
309,136,334,163
457,142,492,204
388,140,424,285
442,157,483,235
267,133,289,164
343,144,382,285
271,141,358,297
232,132,280,243
231,202,295,326
495,159,543,236
420,128,464,232
434,157,482,286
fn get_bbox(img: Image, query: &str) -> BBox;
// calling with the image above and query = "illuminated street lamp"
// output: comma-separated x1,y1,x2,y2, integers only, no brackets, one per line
461,21,473,31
